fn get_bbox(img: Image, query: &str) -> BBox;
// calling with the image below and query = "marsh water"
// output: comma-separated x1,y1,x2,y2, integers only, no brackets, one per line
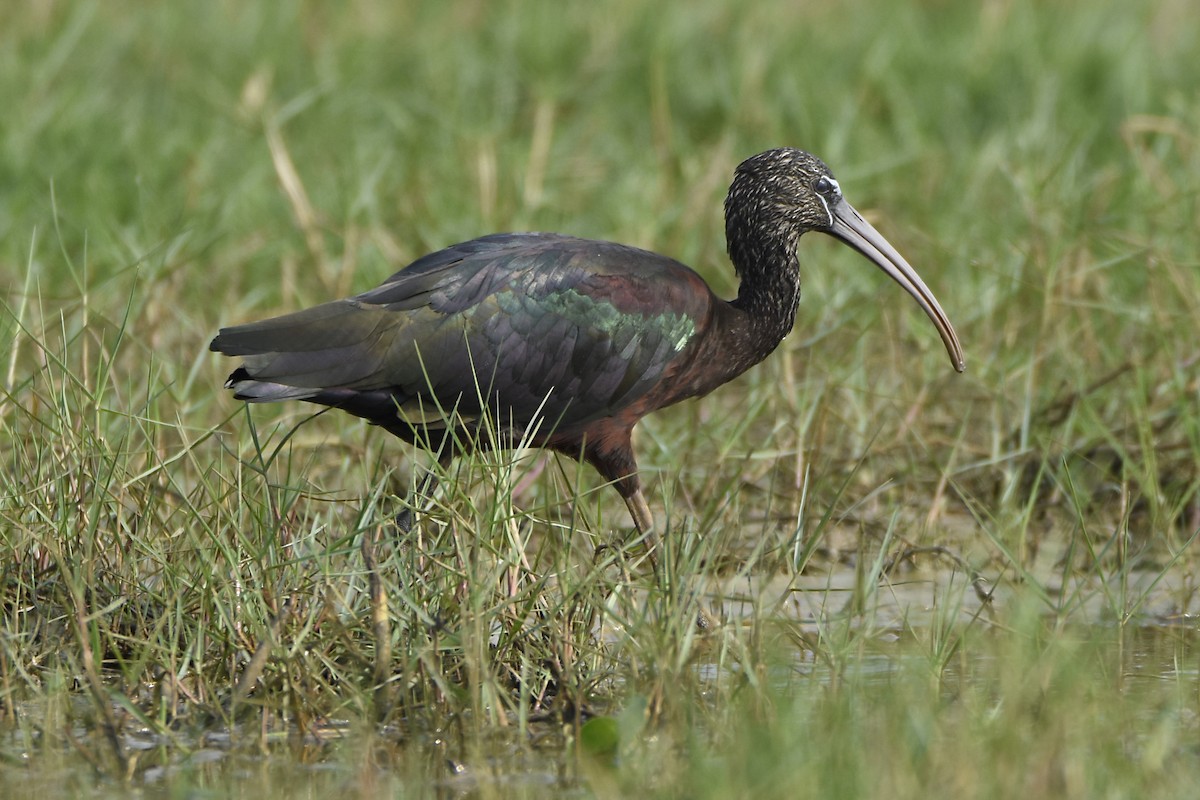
3,561,1197,799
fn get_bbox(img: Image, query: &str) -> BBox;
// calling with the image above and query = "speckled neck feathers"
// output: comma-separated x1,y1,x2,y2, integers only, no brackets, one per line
721,165,806,369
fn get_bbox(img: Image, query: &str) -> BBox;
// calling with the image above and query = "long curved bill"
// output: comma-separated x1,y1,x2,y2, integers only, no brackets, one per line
827,198,965,372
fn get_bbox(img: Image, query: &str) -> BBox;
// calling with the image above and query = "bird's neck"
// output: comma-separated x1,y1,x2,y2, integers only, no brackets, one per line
726,234,802,365
660,236,802,405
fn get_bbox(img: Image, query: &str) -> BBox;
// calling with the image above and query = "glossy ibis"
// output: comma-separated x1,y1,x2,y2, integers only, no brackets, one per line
211,148,964,535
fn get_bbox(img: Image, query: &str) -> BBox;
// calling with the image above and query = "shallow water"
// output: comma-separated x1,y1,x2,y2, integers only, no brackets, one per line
2,566,1197,798
777,570,1189,628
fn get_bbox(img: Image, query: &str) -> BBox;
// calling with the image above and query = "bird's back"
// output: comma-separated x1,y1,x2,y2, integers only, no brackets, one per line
211,233,716,443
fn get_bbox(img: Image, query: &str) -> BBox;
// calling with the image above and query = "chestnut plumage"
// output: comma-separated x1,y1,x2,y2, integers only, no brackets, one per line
211,148,964,534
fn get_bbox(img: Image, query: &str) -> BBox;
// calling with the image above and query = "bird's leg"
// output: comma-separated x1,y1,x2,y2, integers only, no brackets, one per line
623,489,656,542
394,469,440,535
394,450,455,535
360,521,393,718
614,483,659,579
584,434,658,546
586,478,658,586
610,474,659,552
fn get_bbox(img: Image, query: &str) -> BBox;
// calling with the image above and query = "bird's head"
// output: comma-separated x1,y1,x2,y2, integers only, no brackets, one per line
725,148,840,239
725,147,965,372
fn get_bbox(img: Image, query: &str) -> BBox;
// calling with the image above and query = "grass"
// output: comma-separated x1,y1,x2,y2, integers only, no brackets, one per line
2,0,1200,796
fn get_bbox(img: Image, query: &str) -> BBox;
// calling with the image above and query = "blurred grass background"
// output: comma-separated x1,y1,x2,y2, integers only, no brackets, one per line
2,0,1199,796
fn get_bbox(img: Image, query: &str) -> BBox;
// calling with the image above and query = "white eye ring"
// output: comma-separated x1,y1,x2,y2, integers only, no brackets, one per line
813,175,840,196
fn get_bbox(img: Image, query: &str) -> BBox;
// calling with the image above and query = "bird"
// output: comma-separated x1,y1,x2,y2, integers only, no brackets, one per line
211,148,964,537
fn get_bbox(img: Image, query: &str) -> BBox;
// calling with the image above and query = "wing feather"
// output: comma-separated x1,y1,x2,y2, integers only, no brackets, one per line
211,233,714,430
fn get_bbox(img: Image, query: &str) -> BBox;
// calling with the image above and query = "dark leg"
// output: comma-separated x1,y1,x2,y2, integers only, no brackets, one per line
394,449,455,535
394,468,440,534
361,522,393,719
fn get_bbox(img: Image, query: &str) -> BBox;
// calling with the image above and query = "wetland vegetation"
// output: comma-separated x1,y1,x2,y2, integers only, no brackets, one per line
2,1,1199,796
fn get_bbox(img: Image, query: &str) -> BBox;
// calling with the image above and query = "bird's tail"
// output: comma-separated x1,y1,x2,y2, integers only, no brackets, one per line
221,366,322,403
210,300,398,402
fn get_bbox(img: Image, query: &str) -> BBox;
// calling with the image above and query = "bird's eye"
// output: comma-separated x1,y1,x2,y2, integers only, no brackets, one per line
813,176,834,194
